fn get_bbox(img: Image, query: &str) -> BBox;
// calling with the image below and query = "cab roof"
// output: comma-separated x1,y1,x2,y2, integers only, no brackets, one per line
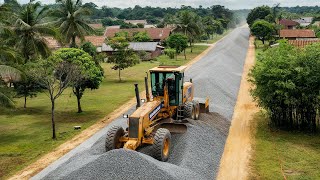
149,66,187,73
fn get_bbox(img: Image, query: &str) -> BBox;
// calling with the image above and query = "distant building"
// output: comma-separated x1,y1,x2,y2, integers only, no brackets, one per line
89,23,103,29
100,42,164,60
104,28,172,42
124,20,148,25
292,17,314,27
279,19,299,29
288,39,320,48
279,29,316,40
81,36,106,47
43,36,62,49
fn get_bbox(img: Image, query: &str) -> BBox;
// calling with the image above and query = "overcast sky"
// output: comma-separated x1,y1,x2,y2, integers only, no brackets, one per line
2,0,320,10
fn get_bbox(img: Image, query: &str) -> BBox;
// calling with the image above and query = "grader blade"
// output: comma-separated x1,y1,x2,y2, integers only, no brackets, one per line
159,123,187,134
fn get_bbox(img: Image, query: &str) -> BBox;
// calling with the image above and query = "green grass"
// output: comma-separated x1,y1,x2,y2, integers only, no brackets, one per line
0,45,208,179
155,45,208,66
250,112,320,180
201,30,232,44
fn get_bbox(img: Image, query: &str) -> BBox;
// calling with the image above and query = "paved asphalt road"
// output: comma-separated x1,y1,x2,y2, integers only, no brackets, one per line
32,26,250,180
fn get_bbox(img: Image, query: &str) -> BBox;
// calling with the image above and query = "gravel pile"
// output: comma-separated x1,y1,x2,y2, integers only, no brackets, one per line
33,27,250,180
44,113,230,180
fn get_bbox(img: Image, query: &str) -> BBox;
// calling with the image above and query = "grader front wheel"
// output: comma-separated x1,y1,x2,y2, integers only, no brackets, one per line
184,102,195,119
105,126,125,151
151,128,171,162
193,100,200,120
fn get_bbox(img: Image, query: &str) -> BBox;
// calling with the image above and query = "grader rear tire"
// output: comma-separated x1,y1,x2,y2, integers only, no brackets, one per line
151,128,171,162
105,126,125,152
184,102,196,119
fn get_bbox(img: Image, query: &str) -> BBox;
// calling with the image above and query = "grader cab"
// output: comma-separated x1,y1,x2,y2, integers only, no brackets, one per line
105,66,209,161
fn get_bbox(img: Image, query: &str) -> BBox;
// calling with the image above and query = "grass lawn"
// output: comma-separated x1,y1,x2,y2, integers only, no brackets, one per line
201,29,232,44
250,112,320,180
0,45,208,179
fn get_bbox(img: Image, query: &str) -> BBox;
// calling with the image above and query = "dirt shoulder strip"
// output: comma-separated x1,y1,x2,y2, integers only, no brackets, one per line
217,36,258,180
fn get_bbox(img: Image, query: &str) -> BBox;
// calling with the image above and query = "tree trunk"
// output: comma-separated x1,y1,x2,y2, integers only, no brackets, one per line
262,39,265,44
70,36,76,48
51,99,56,139
118,69,121,82
184,49,186,60
190,41,193,53
24,95,27,108
76,88,83,113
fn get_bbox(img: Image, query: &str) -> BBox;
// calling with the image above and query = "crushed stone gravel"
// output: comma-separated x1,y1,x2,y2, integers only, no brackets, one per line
33,27,250,180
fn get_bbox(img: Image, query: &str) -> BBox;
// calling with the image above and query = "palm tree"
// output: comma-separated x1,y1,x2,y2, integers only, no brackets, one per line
13,1,56,63
52,0,95,47
0,65,22,108
175,10,202,53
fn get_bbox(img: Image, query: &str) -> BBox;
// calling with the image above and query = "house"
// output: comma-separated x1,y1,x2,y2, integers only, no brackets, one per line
89,23,103,29
279,29,316,40
279,19,299,29
81,36,106,47
104,28,172,42
43,36,62,49
124,20,148,25
100,42,164,60
293,17,314,27
44,36,106,50
288,40,320,48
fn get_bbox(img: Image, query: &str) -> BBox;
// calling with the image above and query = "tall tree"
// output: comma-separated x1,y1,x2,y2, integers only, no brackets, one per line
52,48,103,113
247,6,272,27
52,0,95,47
251,20,275,44
30,49,84,139
166,33,188,60
175,10,202,52
107,37,139,81
14,1,55,62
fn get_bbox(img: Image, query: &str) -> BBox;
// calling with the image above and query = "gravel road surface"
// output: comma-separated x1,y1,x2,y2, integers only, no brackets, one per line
32,26,250,180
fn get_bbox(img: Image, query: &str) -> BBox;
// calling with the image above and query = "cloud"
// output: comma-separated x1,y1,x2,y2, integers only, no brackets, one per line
2,0,319,9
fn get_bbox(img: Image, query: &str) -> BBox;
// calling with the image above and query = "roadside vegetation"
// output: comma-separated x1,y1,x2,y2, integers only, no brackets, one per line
248,4,320,178
0,45,208,178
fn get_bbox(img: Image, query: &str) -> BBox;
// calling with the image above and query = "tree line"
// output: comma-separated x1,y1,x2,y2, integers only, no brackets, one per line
249,41,320,132
0,0,104,139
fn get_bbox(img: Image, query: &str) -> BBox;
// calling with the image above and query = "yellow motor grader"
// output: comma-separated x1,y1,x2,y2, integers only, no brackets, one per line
105,66,209,161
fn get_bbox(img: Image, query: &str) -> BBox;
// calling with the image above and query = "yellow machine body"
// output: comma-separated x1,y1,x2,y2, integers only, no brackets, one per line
116,66,208,151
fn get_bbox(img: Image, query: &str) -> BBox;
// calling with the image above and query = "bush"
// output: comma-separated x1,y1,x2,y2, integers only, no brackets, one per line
249,41,320,131
164,48,175,59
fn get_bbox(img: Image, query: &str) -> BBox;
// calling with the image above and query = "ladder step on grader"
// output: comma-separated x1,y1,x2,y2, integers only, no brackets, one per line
105,66,209,161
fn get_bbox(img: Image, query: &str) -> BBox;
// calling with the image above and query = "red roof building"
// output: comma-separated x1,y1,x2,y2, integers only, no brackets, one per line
83,36,106,47
104,28,172,42
288,40,320,48
280,29,316,40
279,19,299,29
89,23,103,29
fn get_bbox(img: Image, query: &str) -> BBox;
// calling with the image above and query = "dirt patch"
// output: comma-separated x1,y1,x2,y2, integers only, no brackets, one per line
217,36,258,180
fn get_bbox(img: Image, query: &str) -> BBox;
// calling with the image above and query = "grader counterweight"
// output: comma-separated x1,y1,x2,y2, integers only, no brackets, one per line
105,66,209,161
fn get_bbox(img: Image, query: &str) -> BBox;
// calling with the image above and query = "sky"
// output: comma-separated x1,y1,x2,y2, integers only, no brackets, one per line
2,0,320,10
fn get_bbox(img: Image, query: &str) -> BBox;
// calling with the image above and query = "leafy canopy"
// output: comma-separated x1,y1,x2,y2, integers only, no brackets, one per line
166,33,188,54
251,20,275,44
247,6,272,27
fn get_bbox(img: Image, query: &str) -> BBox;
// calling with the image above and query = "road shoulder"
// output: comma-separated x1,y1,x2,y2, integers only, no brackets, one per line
217,36,258,180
